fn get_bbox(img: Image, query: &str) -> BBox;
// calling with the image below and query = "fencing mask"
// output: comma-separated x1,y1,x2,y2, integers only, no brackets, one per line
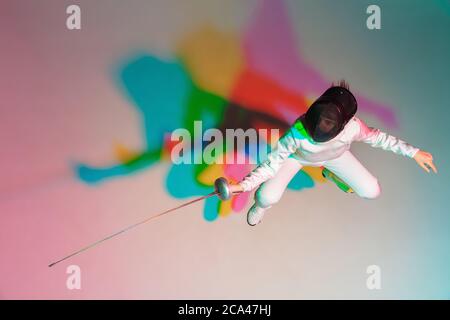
302,85,358,142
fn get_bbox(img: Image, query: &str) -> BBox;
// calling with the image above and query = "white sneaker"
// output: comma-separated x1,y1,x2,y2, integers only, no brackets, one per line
247,204,267,226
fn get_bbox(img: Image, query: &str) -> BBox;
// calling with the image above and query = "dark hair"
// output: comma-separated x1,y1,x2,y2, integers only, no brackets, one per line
331,79,350,90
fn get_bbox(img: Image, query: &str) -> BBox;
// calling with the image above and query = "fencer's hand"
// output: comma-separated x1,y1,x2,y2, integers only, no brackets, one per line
414,150,437,173
229,183,244,194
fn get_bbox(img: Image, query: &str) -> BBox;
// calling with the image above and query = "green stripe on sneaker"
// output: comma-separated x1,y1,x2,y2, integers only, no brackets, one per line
322,168,353,193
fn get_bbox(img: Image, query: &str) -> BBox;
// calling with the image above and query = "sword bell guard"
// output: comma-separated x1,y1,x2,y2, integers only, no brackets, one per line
214,177,232,201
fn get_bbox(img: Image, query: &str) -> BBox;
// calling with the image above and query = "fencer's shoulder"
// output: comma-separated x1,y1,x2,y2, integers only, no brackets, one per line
351,117,373,134
344,116,361,131
341,116,362,140
289,118,308,140
351,116,365,125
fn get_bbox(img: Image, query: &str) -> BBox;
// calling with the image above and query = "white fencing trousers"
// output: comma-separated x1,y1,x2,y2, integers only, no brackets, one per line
254,151,381,209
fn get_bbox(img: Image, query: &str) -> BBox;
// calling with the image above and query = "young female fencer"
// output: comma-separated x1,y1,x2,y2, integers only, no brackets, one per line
229,81,437,226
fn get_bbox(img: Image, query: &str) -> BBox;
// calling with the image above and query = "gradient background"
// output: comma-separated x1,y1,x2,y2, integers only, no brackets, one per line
0,0,449,299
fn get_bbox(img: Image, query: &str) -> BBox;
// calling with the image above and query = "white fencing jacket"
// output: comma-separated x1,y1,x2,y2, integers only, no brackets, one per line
239,117,419,192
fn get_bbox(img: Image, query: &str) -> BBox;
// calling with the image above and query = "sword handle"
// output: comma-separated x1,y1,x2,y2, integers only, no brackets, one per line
214,177,242,200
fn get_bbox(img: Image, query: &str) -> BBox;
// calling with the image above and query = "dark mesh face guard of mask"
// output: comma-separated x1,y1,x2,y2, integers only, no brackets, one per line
303,86,358,142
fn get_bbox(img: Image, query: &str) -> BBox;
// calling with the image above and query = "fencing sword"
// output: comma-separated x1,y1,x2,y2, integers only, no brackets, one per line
48,177,238,268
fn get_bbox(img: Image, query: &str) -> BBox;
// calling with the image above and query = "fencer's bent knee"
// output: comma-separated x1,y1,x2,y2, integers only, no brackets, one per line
357,178,381,199
255,185,282,208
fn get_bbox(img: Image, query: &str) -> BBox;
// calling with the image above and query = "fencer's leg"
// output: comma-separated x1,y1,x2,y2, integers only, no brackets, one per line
323,151,381,199
247,157,303,226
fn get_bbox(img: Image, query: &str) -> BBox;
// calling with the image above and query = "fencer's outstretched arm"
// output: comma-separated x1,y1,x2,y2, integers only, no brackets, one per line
354,117,437,173
354,117,419,158
237,128,300,192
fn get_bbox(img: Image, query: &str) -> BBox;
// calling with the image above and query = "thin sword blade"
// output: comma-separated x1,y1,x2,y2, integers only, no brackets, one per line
48,191,217,267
